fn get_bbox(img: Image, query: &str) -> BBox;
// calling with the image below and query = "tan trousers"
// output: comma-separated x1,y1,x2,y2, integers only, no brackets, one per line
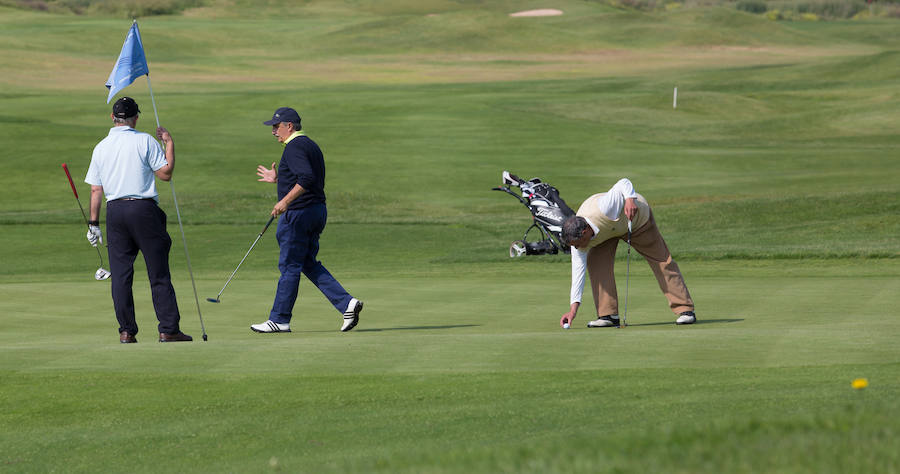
587,211,693,317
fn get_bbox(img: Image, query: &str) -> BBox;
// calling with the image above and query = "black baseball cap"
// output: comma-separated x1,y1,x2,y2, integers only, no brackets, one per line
112,97,140,119
263,107,301,126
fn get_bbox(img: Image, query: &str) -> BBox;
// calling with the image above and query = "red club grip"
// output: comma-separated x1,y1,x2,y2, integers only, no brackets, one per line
62,163,78,199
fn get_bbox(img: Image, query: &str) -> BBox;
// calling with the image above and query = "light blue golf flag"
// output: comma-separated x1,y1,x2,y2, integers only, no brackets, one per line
105,21,149,103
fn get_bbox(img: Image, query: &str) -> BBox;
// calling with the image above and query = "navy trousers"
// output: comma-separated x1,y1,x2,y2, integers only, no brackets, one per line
106,199,181,335
269,203,352,323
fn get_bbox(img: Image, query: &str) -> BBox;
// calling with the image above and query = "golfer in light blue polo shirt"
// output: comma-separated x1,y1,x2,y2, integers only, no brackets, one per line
83,96,192,344
85,125,167,201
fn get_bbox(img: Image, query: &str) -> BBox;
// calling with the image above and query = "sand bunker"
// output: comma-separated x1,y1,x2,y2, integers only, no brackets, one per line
509,9,563,17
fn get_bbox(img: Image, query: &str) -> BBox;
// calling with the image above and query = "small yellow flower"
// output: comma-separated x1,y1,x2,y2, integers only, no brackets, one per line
851,378,868,389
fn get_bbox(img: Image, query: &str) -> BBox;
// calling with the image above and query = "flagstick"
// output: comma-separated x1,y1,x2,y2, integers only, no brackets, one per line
145,72,161,128
145,73,208,342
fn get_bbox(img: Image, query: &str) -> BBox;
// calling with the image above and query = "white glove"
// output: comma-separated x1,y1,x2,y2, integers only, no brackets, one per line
86,225,103,247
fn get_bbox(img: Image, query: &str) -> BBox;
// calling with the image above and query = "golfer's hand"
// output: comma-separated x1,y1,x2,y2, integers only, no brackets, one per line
257,162,277,183
560,311,576,328
272,200,288,216
156,127,172,145
86,225,103,247
624,198,637,221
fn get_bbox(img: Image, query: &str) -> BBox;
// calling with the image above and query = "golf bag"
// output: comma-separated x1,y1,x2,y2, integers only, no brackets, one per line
492,171,575,257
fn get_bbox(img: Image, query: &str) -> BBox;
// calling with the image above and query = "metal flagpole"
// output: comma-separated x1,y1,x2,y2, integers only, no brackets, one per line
137,21,207,340
146,74,207,341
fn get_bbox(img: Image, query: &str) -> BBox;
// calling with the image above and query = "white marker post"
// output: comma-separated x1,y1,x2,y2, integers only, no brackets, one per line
673,86,678,109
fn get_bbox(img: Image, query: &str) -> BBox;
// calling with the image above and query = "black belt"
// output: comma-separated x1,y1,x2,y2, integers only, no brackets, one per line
110,197,155,202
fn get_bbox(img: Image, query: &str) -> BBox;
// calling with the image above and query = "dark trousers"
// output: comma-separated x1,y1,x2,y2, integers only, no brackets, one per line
270,203,352,323
106,199,181,335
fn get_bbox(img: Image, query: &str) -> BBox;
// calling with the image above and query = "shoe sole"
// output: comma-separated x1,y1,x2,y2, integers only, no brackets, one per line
251,320,291,333
341,301,363,332
587,319,619,328
250,327,291,333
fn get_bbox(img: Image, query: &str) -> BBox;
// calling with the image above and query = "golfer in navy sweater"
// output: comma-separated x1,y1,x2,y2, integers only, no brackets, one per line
251,107,363,333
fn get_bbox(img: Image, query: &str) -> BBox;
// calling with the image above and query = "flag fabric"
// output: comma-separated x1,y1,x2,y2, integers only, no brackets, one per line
105,22,149,103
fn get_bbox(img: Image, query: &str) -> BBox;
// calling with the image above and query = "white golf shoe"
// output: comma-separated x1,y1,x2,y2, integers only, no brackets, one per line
676,311,696,325
250,320,291,333
341,298,363,332
587,315,619,328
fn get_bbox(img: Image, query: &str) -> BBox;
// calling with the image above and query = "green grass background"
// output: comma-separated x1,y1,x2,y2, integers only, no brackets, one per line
1,1,899,472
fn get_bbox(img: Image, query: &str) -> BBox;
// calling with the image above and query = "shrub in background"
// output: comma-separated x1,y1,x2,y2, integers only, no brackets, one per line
0,0,203,16
736,0,768,14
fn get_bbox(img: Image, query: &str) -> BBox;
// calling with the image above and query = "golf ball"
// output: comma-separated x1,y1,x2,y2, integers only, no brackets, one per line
563,323,570,329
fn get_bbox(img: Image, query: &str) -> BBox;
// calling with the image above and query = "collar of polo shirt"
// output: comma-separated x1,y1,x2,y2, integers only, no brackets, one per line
282,130,306,147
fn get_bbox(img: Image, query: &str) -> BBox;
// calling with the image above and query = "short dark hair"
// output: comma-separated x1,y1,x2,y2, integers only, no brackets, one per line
561,216,588,246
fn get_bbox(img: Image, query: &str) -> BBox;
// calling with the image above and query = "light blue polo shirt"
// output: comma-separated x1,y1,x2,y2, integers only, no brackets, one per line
85,126,168,202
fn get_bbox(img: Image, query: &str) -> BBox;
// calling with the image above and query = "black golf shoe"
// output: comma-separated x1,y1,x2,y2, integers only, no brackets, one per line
159,332,193,342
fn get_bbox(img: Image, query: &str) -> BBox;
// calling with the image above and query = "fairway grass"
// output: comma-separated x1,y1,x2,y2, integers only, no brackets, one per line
2,260,899,472
1,1,899,472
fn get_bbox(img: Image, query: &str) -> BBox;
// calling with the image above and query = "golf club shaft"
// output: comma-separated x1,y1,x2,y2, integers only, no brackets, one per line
623,220,632,328
214,215,276,300
62,163,106,267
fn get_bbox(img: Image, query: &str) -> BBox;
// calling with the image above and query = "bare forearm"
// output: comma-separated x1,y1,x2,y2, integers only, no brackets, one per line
89,186,103,223
272,183,306,216
281,184,305,206
154,127,175,181
156,144,175,181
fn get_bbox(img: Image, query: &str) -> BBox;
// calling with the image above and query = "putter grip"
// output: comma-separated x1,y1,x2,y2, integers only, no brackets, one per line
62,163,79,199
261,215,275,234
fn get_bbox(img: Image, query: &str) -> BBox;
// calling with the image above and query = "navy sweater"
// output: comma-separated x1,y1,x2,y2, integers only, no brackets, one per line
277,135,326,210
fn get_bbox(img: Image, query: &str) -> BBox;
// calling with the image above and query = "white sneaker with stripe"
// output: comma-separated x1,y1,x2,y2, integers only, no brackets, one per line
250,320,291,333
341,298,363,332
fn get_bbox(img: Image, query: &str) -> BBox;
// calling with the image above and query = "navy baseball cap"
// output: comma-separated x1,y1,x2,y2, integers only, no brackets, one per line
263,107,301,126
112,97,140,119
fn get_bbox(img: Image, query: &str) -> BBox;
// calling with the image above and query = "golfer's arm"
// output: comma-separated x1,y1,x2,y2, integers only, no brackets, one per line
89,185,103,223
279,183,306,206
154,141,175,181
570,248,588,307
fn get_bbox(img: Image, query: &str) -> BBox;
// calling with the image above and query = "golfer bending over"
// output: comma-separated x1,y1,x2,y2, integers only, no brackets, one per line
251,107,363,333
560,178,695,328
85,97,191,343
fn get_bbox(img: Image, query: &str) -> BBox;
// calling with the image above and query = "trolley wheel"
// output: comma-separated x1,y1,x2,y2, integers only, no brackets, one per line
509,240,527,258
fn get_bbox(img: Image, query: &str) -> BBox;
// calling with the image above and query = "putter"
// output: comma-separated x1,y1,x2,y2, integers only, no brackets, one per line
620,219,632,328
208,215,276,303
62,163,111,281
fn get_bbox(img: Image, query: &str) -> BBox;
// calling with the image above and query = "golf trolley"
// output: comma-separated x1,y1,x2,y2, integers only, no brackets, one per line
492,171,575,258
